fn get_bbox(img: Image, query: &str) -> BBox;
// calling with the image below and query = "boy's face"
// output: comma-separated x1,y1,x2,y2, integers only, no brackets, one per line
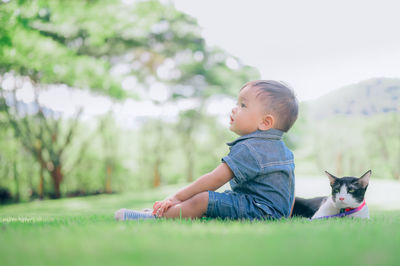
229,85,271,136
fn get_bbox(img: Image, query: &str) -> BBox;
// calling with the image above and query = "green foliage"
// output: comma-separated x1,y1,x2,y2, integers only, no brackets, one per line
0,125,38,202
365,113,400,179
0,0,259,199
0,0,124,98
0,0,260,199
1,0,260,99
292,78,400,178
294,106,400,179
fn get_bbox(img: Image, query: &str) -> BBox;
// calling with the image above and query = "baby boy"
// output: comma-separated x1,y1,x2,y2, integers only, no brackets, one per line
115,80,298,220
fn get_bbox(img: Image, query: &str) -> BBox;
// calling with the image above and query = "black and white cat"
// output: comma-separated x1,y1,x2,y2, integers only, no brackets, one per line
292,170,371,219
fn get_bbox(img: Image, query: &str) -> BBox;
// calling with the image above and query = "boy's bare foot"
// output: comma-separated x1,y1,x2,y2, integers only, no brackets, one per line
114,208,156,221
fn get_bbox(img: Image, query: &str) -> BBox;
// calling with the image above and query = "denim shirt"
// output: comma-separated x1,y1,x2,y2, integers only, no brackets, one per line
222,129,295,219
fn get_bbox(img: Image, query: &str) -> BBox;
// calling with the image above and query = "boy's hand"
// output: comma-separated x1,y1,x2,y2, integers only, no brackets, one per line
152,196,181,217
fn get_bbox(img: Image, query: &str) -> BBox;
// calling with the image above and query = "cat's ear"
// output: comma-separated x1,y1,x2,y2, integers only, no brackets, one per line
357,170,372,189
325,171,337,186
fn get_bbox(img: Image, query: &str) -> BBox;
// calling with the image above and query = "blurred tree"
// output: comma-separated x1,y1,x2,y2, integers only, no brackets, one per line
171,51,258,182
0,80,96,198
0,109,40,202
128,16,259,183
137,118,175,188
0,0,130,197
310,116,370,177
177,110,200,182
97,111,123,193
0,0,124,97
366,113,400,180
0,0,259,194
0,113,20,202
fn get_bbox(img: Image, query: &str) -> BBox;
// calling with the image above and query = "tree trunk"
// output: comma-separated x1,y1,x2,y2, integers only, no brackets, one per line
105,163,112,193
39,165,44,200
153,160,161,188
13,160,20,202
51,164,63,198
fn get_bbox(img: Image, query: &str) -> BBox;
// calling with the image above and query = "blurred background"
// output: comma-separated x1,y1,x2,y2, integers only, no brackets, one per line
0,0,399,204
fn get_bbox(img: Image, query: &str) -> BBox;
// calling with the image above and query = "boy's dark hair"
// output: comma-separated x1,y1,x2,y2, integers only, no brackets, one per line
242,80,299,132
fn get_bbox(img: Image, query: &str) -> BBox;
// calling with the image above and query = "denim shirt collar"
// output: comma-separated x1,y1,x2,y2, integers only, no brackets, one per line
227,129,283,146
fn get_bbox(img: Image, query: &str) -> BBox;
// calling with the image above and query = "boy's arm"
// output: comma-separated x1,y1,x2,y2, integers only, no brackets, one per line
153,163,233,216
174,162,233,201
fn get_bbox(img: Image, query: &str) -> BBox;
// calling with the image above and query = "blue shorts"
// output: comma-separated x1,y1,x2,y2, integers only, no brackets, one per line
205,190,272,220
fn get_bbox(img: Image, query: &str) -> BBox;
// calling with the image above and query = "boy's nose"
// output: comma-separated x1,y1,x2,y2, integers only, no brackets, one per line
232,107,237,114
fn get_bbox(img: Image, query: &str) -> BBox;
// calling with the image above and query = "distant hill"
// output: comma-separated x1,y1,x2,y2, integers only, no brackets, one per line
306,78,400,119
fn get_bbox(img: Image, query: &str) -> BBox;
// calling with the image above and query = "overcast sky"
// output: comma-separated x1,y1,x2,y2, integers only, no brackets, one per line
172,0,400,101
5,0,400,124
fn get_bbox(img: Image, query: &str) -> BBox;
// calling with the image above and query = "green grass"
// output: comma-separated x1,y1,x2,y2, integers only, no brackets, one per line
1,189,400,266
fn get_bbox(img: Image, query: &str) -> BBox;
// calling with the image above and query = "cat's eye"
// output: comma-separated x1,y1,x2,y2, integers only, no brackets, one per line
333,188,340,193
348,189,355,193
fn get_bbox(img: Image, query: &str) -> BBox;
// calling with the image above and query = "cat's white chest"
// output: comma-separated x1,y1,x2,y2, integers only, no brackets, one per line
312,197,337,219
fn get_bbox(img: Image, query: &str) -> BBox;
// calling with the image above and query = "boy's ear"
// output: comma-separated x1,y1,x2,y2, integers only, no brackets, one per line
259,114,274,131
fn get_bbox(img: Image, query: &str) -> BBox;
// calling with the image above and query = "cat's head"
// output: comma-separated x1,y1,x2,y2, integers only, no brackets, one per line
325,170,372,208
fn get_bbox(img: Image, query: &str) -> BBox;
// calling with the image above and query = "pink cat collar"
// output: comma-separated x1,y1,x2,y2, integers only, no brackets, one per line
344,200,366,213
313,200,366,220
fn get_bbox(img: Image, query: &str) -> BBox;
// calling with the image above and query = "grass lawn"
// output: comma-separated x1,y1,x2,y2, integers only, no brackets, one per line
1,188,399,266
